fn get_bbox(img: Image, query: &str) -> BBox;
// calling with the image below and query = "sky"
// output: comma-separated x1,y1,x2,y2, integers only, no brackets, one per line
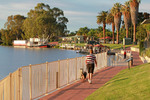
0,0,150,32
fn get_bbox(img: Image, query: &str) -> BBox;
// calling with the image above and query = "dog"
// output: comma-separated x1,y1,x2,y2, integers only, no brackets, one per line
80,68,87,82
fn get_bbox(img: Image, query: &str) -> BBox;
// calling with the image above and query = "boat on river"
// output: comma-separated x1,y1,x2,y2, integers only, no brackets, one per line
26,38,50,48
13,38,50,48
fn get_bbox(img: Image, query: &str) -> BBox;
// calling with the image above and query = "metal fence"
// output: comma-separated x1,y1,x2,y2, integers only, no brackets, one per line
0,52,107,100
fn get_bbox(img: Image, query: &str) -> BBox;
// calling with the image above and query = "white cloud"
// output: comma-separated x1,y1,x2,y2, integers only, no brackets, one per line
0,2,35,20
10,3,35,10
64,10,96,16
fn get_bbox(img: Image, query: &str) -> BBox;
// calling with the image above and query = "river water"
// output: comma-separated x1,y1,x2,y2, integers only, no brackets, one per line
0,46,85,80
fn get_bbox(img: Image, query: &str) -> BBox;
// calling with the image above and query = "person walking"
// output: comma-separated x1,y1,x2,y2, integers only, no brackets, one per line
86,49,97,84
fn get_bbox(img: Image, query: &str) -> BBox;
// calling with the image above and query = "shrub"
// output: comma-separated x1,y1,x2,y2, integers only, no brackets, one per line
141,48,150,58
139,41,145,55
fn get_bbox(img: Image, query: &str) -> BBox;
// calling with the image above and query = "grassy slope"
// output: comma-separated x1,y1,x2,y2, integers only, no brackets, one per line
86,63,150,100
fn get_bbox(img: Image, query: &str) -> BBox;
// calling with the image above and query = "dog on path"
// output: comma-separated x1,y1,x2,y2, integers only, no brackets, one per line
80,68,87,82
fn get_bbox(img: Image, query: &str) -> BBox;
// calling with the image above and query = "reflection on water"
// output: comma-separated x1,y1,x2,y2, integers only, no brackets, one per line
0,46,85,80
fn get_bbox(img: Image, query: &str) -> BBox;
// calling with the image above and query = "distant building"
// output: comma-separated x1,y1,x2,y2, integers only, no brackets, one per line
61,35,84,43
13,40,27,46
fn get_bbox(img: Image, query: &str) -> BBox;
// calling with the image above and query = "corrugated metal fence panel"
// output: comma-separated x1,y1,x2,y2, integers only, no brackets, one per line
0,80,3,100
11,70,20,100
48,62,58,92
97,53,101,69
105,52,108,67
3,76,10,100
68,58,76,83
82,57,87,72
0,76,10,100
77,57,82,79
22,67,30,100
60,60,68,87
31,63,46,99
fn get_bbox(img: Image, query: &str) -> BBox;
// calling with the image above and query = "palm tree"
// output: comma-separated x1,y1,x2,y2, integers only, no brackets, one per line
106,12,115,44
111,3,122,44
129,0,141,43
97,11,108,43
121,1,131,38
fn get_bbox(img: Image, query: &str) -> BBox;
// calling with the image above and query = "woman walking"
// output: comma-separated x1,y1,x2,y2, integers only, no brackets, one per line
86,49,97,84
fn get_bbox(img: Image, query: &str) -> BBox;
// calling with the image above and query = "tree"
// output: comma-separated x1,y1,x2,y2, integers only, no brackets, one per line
22,3,68,40
121,2,131,38
4,15,26,40
129,0,141,43
0,29,15,45
143,24,150,39
136,25,147,41
77,27,90,36
97,11,108,43
68,32,76,36
111,3,122,44
106,11,115,44
87,29,96,37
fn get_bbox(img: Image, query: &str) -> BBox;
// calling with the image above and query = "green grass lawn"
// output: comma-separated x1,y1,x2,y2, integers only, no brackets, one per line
132,45,139,48
75,43,86,47
102,44,134,50
86,63,150,100
60,42,86,47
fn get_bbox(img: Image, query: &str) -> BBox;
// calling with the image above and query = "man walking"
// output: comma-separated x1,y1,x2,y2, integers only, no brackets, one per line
86,49,97,84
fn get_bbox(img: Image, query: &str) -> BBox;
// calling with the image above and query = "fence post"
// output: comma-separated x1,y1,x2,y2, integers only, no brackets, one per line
29,64,32,100
46,62,48,94
67,58,69,85
76,58,77,80
105,52,108,67
96,54,98,71
9,73,12,100
56,72,58,88
58,60,60,89
18,68,21,100
19,68,22,100
82,56,84,69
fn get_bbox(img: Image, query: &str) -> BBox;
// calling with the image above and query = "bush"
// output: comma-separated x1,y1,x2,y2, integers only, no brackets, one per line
139,41,145,55
145,48,150,57
141,48,150,58
53,45,60,48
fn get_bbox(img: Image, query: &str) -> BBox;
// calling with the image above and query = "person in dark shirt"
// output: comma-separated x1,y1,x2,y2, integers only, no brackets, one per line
85,49,97,84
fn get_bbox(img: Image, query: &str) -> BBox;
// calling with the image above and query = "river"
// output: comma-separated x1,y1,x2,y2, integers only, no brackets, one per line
0,46,85,80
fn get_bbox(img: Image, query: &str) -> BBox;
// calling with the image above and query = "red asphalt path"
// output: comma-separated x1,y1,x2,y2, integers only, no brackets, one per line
39,50,143,100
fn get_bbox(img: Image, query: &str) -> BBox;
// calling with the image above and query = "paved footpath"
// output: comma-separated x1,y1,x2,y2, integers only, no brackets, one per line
40,49,143,100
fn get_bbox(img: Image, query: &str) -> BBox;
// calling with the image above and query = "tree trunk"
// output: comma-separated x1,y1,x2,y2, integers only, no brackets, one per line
133,24,136,43
130,1,139,43
103,23,106,43
114,16,121,44
126,29,129,38
117,30,119,44
123,13,131,38
112,23,115,44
